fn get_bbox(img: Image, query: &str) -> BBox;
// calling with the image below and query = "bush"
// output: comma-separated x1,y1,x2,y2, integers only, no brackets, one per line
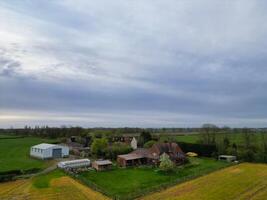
159,153,175,172
0,170,22,183
144,140,157,148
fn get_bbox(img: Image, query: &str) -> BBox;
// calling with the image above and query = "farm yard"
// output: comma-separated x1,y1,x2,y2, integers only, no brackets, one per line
0,136,58,173
77,158,229,200
0,170,110,200
140,163,267,200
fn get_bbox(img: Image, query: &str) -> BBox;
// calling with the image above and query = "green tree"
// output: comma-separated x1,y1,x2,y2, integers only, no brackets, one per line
91,138,108,157
199,124,218,145
139,131,152,147
159,153,175,172
106,142,132,159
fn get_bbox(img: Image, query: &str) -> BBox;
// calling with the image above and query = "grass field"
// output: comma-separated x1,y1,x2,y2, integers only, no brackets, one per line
0,170,110,200
0,136,58,173
77,158,229,200
173,133,265,145
140,163,267,200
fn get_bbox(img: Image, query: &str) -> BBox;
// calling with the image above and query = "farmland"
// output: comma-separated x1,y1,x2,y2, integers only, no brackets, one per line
0,170,110,200
172,132,266,145
77,158,229,200
0,136,58,173
141,163,267,200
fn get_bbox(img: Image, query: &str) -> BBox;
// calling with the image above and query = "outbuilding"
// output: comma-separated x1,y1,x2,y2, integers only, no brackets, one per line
218,155,237,162
92,160,112,171
30,143,69,159
57,159,90,169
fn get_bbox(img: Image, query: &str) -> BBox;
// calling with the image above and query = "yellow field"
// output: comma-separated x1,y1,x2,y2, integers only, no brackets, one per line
0,175,110,200
141,163,267,200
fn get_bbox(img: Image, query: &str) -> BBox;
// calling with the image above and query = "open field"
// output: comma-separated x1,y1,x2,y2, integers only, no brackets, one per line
0,136,58,173
172,133,266,145
0,170,110,200
140,163,267,200
77,158,229,200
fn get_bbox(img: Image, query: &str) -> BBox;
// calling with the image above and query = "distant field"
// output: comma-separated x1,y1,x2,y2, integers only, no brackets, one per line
77,158,229,200
141,163,267,200
0,136,57,173
0,135,20,139
173,133,265,145
0,170,110,200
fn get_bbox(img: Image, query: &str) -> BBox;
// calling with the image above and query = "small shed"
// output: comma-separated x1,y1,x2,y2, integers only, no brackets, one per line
92,160,112,171
218,155,237,162
30,143,69,159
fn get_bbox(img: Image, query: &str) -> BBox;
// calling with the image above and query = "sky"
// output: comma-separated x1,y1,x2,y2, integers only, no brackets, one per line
1,0,267,128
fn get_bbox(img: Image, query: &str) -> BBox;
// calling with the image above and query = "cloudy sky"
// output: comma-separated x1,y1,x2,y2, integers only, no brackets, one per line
1,0,267,128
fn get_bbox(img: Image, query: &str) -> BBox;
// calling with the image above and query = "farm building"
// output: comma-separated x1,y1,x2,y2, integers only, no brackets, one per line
30,143,69,159
117,142,186,167
92,160,112,171
218,155,237,162
57,159,90,169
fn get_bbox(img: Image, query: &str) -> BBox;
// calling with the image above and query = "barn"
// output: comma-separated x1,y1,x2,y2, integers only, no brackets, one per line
30,143,69,159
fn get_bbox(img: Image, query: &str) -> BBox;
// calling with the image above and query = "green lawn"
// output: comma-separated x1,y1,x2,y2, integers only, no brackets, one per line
0,137,58,173
77,158,229,200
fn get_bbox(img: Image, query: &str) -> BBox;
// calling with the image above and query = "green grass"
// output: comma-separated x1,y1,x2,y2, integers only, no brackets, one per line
77,158,229,200
0,137,58,173
0,134,22,139
32,170,65,188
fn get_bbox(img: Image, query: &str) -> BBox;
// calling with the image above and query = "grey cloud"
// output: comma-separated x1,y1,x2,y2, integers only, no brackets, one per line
0,0,267,127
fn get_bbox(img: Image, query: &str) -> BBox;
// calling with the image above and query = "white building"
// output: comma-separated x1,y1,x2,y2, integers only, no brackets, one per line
130,137,138,150
30,143,69,159
218,155,237,162
57,159,90,169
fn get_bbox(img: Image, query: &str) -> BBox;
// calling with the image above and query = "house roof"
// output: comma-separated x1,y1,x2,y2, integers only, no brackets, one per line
31,143,56,149
117,143,185,161
93,160,112,165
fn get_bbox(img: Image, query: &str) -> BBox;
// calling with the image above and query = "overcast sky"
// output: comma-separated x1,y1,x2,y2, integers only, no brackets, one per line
1,0,267,128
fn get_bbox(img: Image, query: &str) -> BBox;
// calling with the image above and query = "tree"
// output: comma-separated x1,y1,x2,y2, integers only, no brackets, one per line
199,124,218,145
139,131,152,147
240,128,257,162
106,142,132,160
159,153,175,172
91,138,108,157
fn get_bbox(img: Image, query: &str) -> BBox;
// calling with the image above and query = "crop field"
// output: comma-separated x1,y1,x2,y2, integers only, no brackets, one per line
0,170,110,200
0,136,58,173
77,158,229,200
140,163,267,200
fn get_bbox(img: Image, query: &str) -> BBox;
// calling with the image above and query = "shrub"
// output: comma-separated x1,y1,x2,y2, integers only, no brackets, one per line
159,153,175,172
